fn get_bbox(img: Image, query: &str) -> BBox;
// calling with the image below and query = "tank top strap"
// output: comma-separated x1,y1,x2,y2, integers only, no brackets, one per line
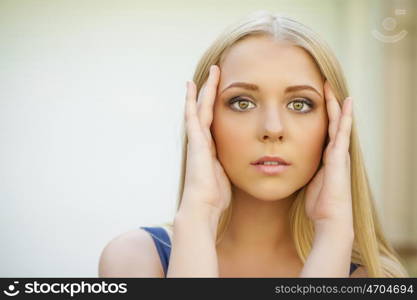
350,262,359,275
140,226,172,277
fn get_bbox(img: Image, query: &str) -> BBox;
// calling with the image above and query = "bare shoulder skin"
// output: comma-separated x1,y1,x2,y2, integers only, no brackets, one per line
98,229,164,278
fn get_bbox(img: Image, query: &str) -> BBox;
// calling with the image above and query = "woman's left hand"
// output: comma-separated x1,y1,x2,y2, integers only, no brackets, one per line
304,80,354,234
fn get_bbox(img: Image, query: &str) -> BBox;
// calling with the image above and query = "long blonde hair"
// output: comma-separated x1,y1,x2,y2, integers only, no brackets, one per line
161,10,408,277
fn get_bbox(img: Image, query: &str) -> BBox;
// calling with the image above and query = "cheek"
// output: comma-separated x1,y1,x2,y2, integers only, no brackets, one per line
294,121,328,174
211,115,250,165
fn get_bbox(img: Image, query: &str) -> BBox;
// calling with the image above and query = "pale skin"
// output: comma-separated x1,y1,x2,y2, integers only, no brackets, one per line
183,35,357,277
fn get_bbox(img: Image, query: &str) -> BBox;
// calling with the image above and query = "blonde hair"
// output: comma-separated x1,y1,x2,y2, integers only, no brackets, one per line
161,10,408,277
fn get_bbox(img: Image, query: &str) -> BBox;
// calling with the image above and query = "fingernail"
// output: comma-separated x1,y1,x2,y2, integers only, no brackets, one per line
347,97,353,111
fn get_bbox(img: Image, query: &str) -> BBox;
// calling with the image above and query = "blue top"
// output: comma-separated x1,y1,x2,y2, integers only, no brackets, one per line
140,226,360,277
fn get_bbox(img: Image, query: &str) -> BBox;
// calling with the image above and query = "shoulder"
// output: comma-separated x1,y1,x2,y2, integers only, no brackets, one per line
349,265,369,278
98,228,164,278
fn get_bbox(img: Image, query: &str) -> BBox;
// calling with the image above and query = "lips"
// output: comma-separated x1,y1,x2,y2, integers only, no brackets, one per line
251,156,290,165
252,162,290,175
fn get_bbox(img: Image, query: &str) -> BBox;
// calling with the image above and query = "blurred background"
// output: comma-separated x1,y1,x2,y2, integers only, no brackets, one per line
0,0,416,277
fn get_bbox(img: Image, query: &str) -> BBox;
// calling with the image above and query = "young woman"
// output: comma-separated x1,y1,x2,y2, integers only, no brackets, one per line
99,10,408,278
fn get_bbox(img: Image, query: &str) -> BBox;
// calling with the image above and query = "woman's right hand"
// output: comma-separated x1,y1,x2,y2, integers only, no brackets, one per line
179,64,232,220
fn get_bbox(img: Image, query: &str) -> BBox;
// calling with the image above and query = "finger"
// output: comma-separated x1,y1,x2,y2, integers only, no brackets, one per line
333,97,353,154
197,65,220,128
324,81,342,143
305,166,324,217
196,82,206,111
184,80,203,145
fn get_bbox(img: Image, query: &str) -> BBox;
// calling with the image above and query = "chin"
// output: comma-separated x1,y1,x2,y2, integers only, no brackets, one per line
251,189,296,202
234,180,298,202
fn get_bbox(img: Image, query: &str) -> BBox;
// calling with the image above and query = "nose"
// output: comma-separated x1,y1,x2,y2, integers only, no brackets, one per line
260,108,285,143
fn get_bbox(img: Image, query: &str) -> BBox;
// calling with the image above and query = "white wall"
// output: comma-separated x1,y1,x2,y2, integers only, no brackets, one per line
0,0,384,276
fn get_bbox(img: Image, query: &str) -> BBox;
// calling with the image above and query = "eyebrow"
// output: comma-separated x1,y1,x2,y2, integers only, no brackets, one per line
220,82,322,98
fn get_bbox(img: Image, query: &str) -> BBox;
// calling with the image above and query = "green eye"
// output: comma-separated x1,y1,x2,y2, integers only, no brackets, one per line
228,97,255,112
287,99,314,113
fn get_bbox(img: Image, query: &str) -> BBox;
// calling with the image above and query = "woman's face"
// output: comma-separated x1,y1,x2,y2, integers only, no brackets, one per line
211,35,328,201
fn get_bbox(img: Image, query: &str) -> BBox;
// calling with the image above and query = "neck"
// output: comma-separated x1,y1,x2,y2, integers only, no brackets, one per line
218,187,297,256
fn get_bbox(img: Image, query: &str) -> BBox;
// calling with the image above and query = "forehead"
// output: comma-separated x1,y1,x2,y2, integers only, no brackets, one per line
218,35,323,90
